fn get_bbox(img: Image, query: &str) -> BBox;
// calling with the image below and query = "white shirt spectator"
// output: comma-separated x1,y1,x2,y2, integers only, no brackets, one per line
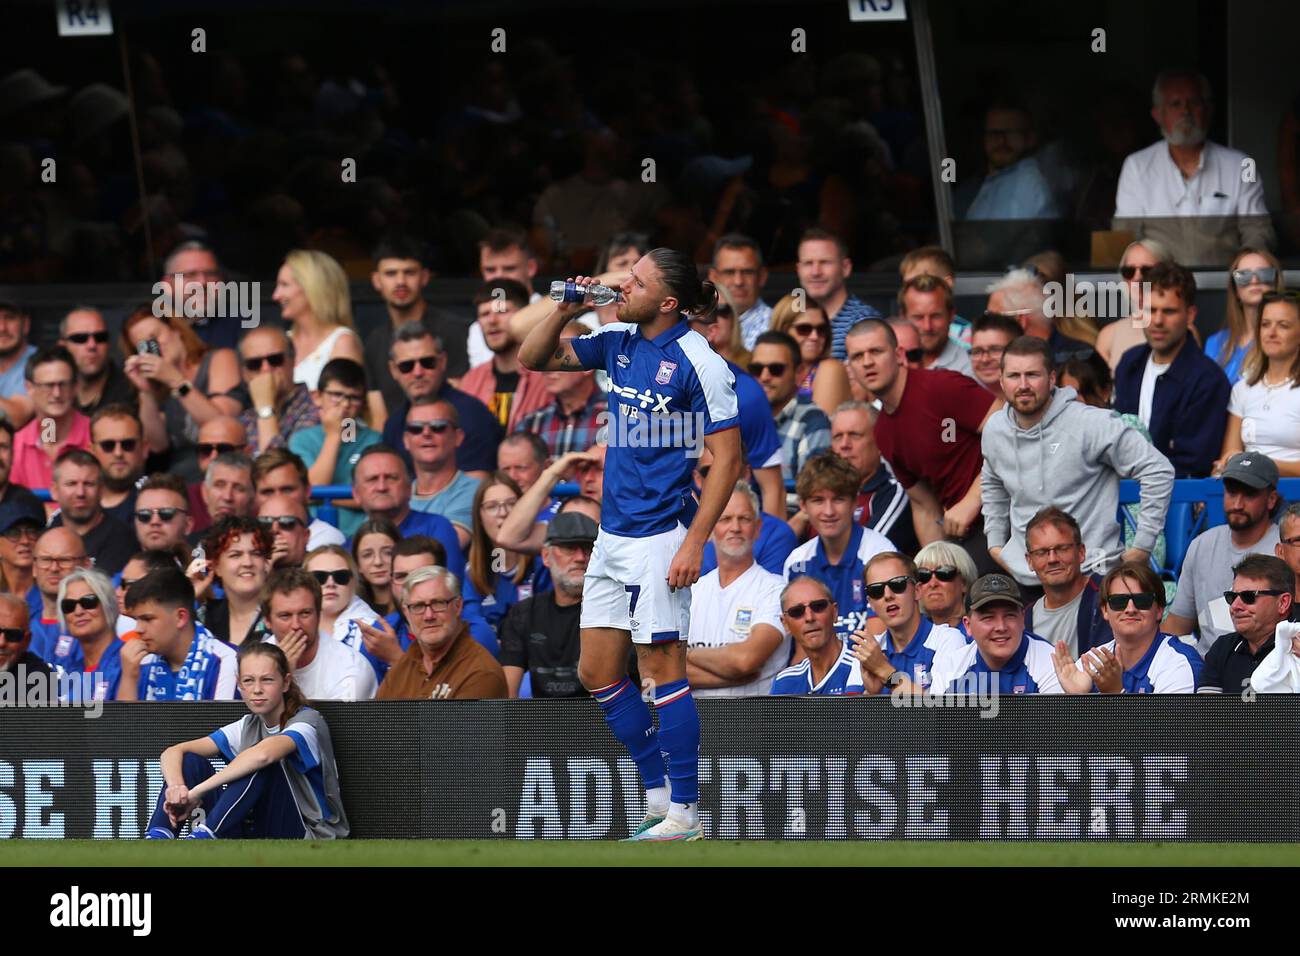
1228,377,1300,462
272,634,377,700
1137,355,1172,429
688,563,789,697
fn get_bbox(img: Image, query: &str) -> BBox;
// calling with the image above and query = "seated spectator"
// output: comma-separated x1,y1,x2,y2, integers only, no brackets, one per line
1022,507,1112,659
191,516,273,647
1165,452,1282,652
1207,249,1283,386
913,541,979,636
516,320,608,457
251,448,344,551
500,512,599,698
1201,555,1295,695
696,446,796,576
767,294,850,417
783,452,893,640
306,545,386,679
352,535,448,681
708,233,773,352
900,246,972,345
377,566,507,700
48,449,133,576
288,358,383,538
352,518,401,618
1094,238,1174,374
12,346,91,492
796,228,883,363
826,401,917,556
751,330,832,489
121,309,244,483
1113,262,1230,477
690,295,751,369
0,501,42,623
983,336,1173,589
237,326,320,455
770,576,864,695
257,495,311,570
854,551,966,693
31,528,89,661
405,397,481,547
0,593,49,677
351,445,464,577
48,568,123,702
967,313,1022,396
686,483,788,696
0,299,38,427
984,269,1094,364
264,568,377,701
1218,289,1300,476
188,415,250,534
959,101,1059,221
1053,562,1202,694
459,279,549,430
899,275,973,376
196,452,255,538
61,307,137,416
90,405,147,527
495,446,602,556
381,322,501,478
1113,70,1273,268
0,420,42,513
156,240,242,351
496,432,550,500
463,474,537,639
1275,503,1300,620
119,566,237,701
134,475,194,558
273,249,366,391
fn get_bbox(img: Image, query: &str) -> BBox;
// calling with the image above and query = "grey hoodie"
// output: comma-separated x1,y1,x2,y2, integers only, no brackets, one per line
981,385,1174,585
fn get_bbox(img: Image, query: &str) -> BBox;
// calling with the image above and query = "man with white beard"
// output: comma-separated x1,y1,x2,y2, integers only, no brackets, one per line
1113,70,1274,266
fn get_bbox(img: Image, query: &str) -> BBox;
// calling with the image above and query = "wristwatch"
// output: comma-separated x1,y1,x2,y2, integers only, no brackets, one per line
257,406,275,420
174,381,192,399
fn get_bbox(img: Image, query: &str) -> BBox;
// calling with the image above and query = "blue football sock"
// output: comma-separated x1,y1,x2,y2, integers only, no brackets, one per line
653,679,700,805
592,677,665,791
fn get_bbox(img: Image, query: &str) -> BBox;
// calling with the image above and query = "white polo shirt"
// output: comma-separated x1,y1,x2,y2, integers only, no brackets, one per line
688,562,788,697
271,634,377,701
1114,139,1268,220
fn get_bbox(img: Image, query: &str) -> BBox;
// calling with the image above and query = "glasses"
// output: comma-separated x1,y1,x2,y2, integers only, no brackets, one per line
322,389,364,404
312,569,354,586
480,499,518,515
969,346,1006,361
406,420,453,435
0,627,24,643
407,598,455,616
904,348,924,364
136,508,187,523
1281,536,1300,547
60,595,101,614
97,438,139,454
1026,544,1078,560
746,362,787,378
119,577,143,591
1224,589,1285,606
66,331,109,345
36,555,82,569
791,323,828,338
243,352,287,372
1105,593,1157,612
865,576,912,600
31,379,72,393
914,565,960,585
785,598,831,619
258,515,304,531
395,356,439,374
1119,264,1155,280
197,442,237,458
1232,267,1277,287
2,525,39,542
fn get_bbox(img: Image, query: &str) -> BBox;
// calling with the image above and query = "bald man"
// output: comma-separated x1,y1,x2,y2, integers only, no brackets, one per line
30,527,89,661
237,327,321,453
0,593,50,676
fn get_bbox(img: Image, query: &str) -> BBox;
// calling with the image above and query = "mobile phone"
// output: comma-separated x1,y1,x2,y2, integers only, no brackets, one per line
138,339,161,356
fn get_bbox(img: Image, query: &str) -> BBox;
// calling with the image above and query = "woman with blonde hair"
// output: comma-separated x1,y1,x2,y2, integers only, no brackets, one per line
1206,247,1283,385
272,249,365,391
1218,290,1300,477
1094,238,1175,373
769,293,850,416
912,541,978,636
688,283,751,368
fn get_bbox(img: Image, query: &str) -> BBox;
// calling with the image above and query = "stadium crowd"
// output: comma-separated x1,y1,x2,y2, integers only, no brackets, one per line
4,67,1300,704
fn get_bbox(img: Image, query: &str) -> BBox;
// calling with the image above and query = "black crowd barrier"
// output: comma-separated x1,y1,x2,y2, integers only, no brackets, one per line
1,697,1297,841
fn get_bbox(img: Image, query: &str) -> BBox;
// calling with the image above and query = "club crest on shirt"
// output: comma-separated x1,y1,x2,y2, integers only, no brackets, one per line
655,360,677,385
56,635,74,658
733,607,753,633
852,580,863,603
1013,684,1026,694
517,584,533,602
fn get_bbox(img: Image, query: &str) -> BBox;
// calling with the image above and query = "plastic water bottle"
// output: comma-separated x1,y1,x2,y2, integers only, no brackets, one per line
550,279,623,306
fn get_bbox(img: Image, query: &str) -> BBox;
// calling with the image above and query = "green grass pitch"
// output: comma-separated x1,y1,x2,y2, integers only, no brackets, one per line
3,841,1297,866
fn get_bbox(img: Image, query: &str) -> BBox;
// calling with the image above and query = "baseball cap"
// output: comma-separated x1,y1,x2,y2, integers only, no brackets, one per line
544,512,598,546
1220,451,1279,491
0,500,44,536
967,573,1024,611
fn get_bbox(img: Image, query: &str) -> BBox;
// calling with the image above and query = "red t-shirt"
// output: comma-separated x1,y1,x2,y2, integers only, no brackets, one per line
873,367,994,509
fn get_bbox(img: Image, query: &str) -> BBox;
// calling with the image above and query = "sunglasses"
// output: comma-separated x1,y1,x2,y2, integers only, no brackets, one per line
2,524,39,541
66,331,109,345
904,348,924,364
97,438,139,454
312,569,354,587
792,323,827,337
915,565,959,585
61,595,102,614
785,598,831,619
1105,592,1157,612
1119,264,1155,280
135,508,187,523
395,356,439,374
405,420,453,435
866,575,912,600
747,362,788,378
243,352,287,372
1232,267,1278,287
197,442,238,458
258,515,304,531
0,627,24,643
1224,588,1285,606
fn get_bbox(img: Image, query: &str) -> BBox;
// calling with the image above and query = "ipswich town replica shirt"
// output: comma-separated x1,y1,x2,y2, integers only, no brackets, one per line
137,622,238,701
875,616,968,692
782,523,894,640
770,643,865,695
929,632,1063,695
1076,633,1203,693
570,322,739,536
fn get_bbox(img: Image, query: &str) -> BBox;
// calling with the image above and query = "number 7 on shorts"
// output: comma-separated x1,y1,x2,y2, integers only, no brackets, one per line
625,584,641,618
